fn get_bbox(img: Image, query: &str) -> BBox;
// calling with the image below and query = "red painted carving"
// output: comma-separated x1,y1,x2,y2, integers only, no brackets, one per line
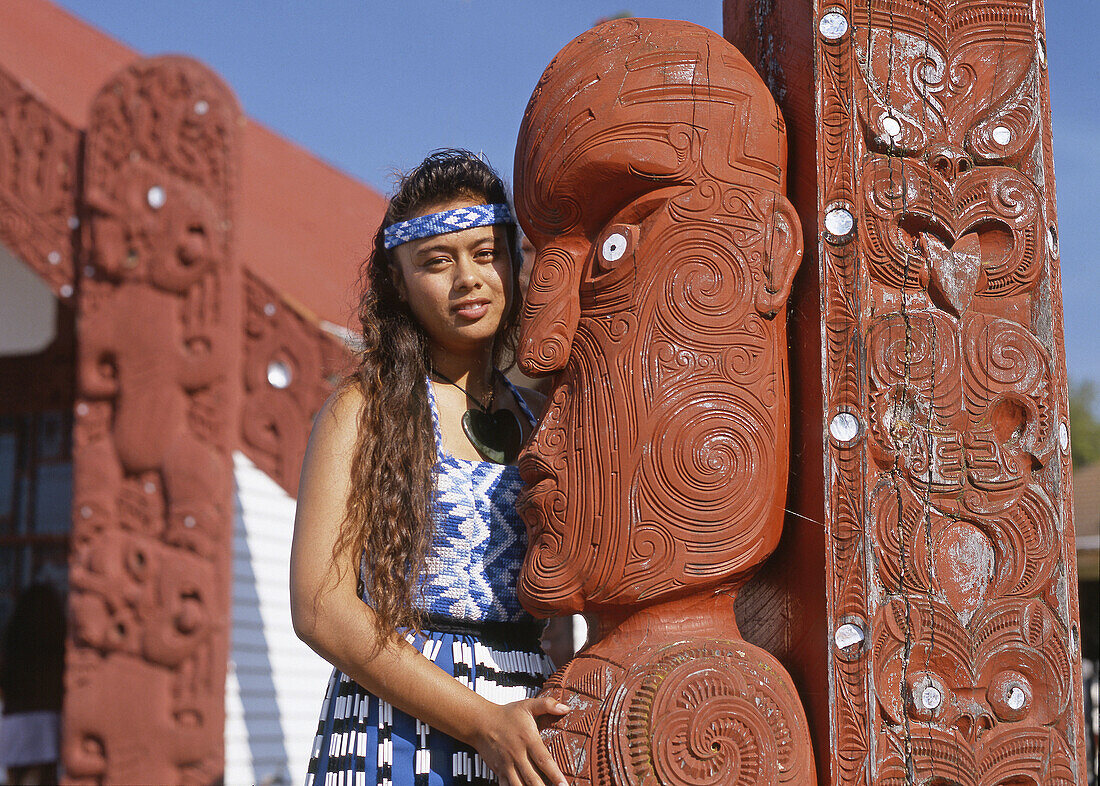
0,65,79,295
65,56,241,784
242,270,351,496
805,0,1087,782
514,19,814,784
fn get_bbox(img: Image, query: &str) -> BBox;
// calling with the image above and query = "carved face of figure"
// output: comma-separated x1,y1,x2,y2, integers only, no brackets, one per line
513,19,803,616
873,596,1076,781
853,0,1045,307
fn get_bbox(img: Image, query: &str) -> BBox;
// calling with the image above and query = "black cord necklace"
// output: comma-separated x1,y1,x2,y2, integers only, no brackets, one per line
430,368,523,464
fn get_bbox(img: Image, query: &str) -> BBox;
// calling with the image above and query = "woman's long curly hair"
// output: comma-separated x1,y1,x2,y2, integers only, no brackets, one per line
332,149,522,648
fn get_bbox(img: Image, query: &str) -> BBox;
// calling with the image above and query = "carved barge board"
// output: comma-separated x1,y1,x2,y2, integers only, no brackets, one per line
0,65,80,296
241,270,351,498
65,57,241,784
731,0,1088,782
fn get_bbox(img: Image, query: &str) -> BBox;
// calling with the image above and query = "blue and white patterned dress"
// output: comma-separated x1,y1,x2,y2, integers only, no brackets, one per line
306,378,551,786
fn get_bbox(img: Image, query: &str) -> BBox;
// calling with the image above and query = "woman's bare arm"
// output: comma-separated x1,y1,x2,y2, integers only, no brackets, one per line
289,387,568,786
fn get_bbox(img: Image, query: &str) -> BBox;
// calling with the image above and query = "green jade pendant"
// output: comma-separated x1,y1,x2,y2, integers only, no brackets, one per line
461,407,522,464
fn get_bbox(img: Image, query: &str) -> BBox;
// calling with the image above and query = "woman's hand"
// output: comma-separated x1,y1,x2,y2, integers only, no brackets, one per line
471,696,571,786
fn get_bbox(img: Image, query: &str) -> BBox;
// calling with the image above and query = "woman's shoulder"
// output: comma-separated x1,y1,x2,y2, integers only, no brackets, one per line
310,382,365,450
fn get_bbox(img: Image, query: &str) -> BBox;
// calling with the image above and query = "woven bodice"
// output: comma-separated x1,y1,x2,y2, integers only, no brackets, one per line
416,377,535,623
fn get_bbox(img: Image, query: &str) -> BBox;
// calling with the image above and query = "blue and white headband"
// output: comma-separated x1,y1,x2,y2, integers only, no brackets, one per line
383,203,514,249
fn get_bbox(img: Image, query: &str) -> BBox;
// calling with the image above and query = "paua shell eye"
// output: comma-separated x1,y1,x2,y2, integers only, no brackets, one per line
596,224,637,270
987,670,1032,722
907,672,948,722
602,233,627,262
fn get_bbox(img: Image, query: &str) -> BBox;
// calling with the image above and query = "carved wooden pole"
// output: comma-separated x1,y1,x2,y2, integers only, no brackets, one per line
65,57,241,783
729,0,1088,782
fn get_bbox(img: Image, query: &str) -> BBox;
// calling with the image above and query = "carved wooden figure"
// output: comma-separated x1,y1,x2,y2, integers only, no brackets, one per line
514,19,815,785
65,57,241,784
805,0,1088,782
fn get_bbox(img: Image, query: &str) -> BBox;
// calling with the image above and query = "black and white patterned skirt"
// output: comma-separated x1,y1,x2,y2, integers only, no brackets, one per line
305,616,551,786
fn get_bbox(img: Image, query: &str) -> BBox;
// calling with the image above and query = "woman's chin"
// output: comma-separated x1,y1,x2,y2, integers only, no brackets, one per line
432,321,501,353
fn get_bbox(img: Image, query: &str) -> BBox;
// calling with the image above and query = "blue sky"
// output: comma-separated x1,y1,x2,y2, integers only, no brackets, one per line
51,0,1098,386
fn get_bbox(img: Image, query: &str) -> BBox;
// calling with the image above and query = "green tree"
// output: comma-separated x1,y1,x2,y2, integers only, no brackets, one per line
1070,380,1100,468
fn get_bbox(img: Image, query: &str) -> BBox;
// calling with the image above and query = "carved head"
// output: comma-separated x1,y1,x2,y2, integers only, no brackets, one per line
853,0,1045,309
874,596,1076,782
513,19,803,616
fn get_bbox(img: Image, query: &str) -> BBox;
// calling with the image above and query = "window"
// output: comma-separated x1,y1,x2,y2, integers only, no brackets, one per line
0,411,71,634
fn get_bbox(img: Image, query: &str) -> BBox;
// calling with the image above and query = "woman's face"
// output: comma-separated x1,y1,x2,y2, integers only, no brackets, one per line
391,196,513,356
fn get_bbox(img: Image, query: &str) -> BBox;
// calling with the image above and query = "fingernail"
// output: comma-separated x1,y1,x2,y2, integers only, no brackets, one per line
556,702,571,712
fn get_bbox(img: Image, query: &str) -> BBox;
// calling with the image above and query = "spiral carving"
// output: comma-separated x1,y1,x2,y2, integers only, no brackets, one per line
869,310,961,391
650,223,754,351
635,390,776,566
611,642,813,785
516,483,581,607
963,315,1051,404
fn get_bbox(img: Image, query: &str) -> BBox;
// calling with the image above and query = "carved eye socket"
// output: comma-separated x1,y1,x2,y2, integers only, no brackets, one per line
864,109,923,156
908,673,948,722
596,224,637,270
987,670,1032,722
881,114,902,139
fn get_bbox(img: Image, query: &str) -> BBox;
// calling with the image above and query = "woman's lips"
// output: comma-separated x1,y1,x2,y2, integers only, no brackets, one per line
453,299,490,319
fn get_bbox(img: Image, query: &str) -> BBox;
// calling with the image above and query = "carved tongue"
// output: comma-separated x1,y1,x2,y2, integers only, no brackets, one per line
921,231,981,316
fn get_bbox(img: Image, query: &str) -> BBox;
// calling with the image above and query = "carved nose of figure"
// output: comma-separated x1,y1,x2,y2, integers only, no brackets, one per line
953,711,995,744
517,244,583,376
929,146,974,180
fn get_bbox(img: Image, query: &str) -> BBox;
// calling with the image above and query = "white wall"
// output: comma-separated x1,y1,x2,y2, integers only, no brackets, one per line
0,244,56,357
226,452,332,786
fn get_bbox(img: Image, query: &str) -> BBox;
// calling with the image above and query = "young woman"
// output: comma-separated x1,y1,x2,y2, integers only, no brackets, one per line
290,150,569,786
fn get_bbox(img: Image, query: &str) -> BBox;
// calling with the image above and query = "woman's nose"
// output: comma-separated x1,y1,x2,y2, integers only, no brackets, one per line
452,255,480,289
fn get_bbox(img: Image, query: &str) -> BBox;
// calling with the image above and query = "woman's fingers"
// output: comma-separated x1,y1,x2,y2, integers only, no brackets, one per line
517,755,552,786
520,699,569,786
497,764,523,786
520,697,569,784
529,743,568,786
476,698,570,785
532,695,572,717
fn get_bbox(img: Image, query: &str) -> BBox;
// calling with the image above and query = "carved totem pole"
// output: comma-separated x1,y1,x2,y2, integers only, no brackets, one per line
514,19,815,785
729,0,1088,781
65,58,241,783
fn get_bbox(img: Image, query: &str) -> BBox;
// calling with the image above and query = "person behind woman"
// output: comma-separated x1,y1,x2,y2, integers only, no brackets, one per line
290,150,569,786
